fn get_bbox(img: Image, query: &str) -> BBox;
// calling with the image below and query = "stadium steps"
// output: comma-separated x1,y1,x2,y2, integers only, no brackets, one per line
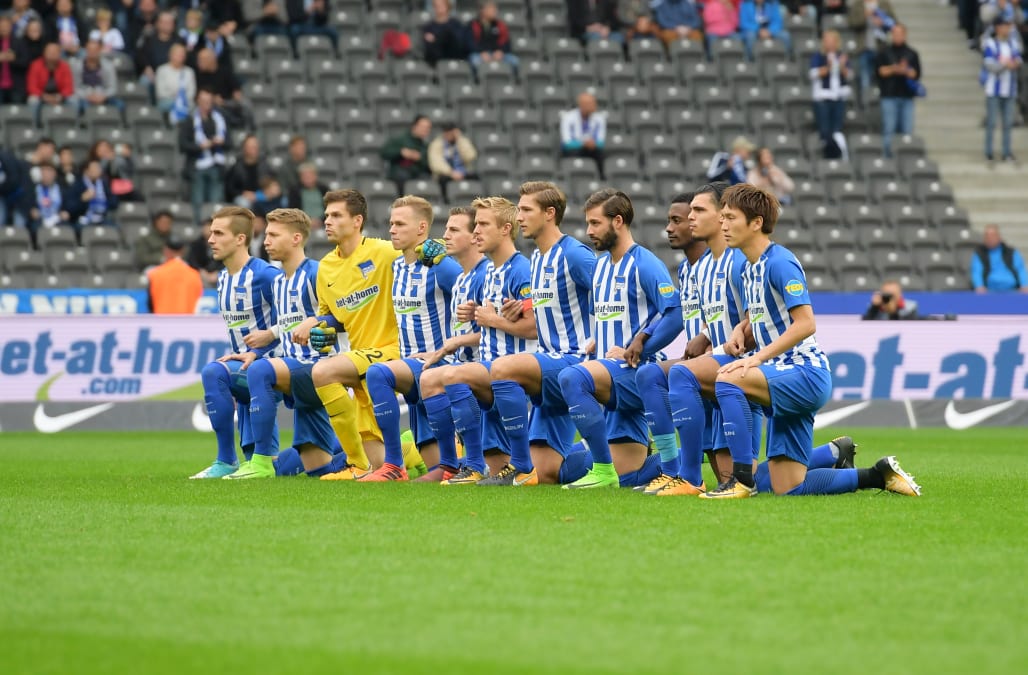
896,0,1028,250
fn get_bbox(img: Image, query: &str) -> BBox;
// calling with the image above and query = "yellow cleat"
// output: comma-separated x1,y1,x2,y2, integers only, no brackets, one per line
876,456,921,496
320,465,372,481
656,477,707,497
641,473,676,495
698,477,755,499
441,467,488,485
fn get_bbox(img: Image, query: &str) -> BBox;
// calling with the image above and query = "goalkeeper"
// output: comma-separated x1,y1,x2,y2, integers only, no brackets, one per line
293,190,442,479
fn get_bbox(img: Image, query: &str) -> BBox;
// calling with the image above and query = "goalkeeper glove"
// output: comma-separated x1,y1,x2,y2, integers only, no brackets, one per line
415,238,447,267
309,321,338,354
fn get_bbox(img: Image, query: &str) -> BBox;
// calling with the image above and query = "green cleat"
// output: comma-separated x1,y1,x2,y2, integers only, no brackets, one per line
223,456,275,480
189,460,238,479
562,464,619,490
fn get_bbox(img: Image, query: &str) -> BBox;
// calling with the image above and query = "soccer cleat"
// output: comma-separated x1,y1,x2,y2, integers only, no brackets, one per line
641,473,676,495
831,436,857,469
875,456,921,496
562,467,619,490
699,477,756,499
441,466,488,485
319,464,372,481
223,459,275,480
656,477,707,497
415,465,459,483
477,464,538,486
189,460,238,479
357,463,409,482
408,461,429,480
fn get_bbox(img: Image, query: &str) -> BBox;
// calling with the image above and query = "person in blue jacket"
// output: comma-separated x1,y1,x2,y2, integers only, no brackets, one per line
972,224,1028,293
739,0,791,60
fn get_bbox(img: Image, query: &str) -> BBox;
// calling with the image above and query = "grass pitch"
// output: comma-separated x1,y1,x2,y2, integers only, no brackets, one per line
1,428,1025,675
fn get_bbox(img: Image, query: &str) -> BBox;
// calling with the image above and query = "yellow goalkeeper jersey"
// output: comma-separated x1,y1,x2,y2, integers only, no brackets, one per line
317,237,401,350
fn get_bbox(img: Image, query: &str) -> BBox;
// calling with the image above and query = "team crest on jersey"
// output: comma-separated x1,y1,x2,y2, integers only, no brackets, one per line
658,282,675,298
785,279,805,296
357,259,375,279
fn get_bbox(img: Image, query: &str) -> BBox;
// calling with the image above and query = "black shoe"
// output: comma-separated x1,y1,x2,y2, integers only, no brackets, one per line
986,153,994,163
830,436,857,469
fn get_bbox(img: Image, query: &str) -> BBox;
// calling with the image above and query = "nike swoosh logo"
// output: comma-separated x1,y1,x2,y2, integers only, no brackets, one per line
944,400,1019,430
813,401,872,430
327,282,335,287
34,403,116,433
513,474,535,486
192,402,213,432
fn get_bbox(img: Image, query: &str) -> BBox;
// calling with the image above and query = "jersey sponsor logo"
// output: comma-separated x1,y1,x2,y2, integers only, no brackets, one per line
221,311,253,329
749,305,765,323
357,260,375,279
279,312,306,332
595,302,626,321
785,279,805,296
658,282,675,298
394,297,424,314
533,290,555,307
335,285,380,311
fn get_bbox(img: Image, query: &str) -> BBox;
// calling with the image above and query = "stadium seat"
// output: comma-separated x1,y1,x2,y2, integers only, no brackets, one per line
839,269,879,292
681,61,719,91
707,108,747,147
927,268,971,291
511,35,542,62
929,204,972,230
0,226,32,270
914,180,956,207
845,203,887,228
340,34,375,64
297,34,336,61
8,250,47,279
754,38,789,64
53,127,92,158
670,39,706,77
536,12,568,41
40,104,80,137
801,204,843,230
900,156,942,182
628,38,666,72
557,61,594,97
36,225,78,257
522,60,555,91
83,105,124,138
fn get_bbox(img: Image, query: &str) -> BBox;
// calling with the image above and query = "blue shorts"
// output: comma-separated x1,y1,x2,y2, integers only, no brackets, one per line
531,352,584,410
760,364,832,464
400,357,442,447
283,358,338,455
598,359,649,447
528,405,576,457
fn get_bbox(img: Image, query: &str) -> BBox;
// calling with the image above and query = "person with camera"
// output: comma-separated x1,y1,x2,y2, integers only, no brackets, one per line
862,280,919,320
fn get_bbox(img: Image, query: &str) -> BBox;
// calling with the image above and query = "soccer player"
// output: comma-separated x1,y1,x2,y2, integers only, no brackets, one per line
220,208,347,479
360,196,462,481
712,183,920,498
189,206,281,479
298,189,405,479
418,196,537,485
483,181,596,486
558,188,681,489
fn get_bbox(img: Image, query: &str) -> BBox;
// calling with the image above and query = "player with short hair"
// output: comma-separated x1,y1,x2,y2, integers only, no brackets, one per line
712,183,920,498
221,208,347,479
360,196,463,481
418,196,538,485
189,206,282,479
558,188,681,489
482,181,597,486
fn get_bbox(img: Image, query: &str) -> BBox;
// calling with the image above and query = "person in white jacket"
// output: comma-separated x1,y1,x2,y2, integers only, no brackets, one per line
154,43,195,117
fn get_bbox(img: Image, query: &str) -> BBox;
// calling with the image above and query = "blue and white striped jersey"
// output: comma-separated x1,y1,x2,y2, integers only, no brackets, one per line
451,257,490,363
216,257,281,355
481,251,536,361
742,243,829,369
678,258,703,341
275,258,335,363
694,247,748,348
392,254,462,358
530,235,595,357
982,36,1021,98
593,244,677,361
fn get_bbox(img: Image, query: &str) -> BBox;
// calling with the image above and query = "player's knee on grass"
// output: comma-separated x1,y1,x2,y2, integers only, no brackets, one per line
530,444,564,484
610,441,647,476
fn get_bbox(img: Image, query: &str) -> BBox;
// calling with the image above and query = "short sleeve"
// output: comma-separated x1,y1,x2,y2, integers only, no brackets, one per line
768,252,811,310
565,240,597,291
637,250,678,313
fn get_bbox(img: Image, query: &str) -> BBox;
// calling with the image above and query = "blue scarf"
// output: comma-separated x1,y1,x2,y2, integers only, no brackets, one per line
36,182,62,227
81,177,107,225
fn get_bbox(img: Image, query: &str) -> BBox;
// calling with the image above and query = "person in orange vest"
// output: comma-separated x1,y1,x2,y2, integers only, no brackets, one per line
148,237,203,314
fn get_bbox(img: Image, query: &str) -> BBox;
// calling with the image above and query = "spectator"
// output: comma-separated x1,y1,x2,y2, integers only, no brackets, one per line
179,8,205,51
148,238,204,314
972,224,1028,292
127,0,161,54
618,0,653,40
135,10,180,95
862,279,919,320
650,0,703,45
71,39,120,113
848,0,897,106
278,135,310,199
194,47,252,130
251,1,290,40
567,0,625,43
428,121,479,202
706,135,754,184
185,218,223,286
194,21,234,72
106,140,139,202
423,0,468,67
0,149,30,228
702,0,741,48
982,16,1022,163
26,42,77,122
209,1,246,38
30,163,71,234
810,29,852,159
469,1,520,75
740,0,791,60
747,147,795,204
286,0,338,50
69,158,118,231
19,19,47,68
155,43,195,120
381,114,432,195
57,145,79,188
0,15,27,104
28,137,59,184
225,134,272,208
287,162,329,226
88,8,125,54
134,209,174,271
9,0,42,39
46,0,87,58
876,23,921,157
179,89,230,222
821,0,848,21
560,91,607,179
252,177,287,220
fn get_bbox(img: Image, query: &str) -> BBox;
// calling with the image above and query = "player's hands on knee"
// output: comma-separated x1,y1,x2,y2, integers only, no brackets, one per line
219,351,258,370
310,321,338,354
415,238,447,267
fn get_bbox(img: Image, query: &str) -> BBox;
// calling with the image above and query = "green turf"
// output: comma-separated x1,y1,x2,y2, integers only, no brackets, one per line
1,429,1026,675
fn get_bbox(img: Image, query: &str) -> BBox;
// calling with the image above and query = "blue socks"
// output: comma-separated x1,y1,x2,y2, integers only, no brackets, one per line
275,447,304,476
423,392,459,470
558,447,594,484
714,381,755,486
447,383,487,474
786,468,859,495
558,366,612,464
366,364,404,467
202,361,239,465
618,454,662,488
305,452,350,477
807,442,836,469
668,365,706,487
637,363,679,477
491,379,532,473
246,359,280,458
